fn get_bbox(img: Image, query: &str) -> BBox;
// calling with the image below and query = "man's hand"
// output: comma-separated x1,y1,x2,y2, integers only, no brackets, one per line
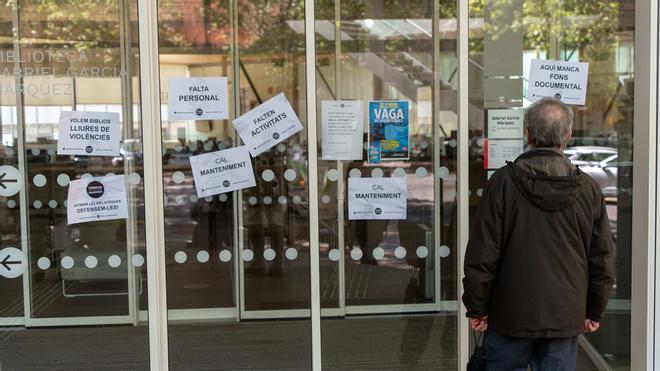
470,315,488,332
584,319,600,333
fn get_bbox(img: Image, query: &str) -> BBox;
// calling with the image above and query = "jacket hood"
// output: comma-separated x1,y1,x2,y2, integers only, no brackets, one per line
506,148,583,211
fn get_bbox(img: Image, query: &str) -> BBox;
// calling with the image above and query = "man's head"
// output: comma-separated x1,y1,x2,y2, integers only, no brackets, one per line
524,97,574,149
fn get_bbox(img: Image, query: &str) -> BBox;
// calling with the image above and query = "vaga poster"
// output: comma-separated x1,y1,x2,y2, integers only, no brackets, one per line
368,101,410,160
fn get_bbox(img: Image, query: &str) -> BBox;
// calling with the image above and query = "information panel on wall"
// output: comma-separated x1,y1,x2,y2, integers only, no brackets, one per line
57,111,121,156
348,177,407,220
168,77,229,120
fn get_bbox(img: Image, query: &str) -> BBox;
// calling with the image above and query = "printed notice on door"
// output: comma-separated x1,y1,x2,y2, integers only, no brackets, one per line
368,101,410,160
321,100,363,160
168,77,229,120
233,92,304,157
348,177,407,220
189,146,256,198
67,175,128,225
486,109,524,139
485,139,524,170
527,59,589,105
57,111,121,156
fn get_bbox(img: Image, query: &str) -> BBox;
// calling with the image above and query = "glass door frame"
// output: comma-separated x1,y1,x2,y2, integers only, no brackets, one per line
135,1,659,371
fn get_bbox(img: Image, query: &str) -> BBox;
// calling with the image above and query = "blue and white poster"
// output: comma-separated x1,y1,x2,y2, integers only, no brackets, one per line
368,101,410,160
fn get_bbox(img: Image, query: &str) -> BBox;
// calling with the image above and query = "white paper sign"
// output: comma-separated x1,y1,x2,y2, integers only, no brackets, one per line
233,93,304,157
348,177,407,220
322,100,364,160
168,77,229,120
487,109,524,139
189,146,256,198
485,139,524,169
528,59,589,105
67,175,128,225
57,111,120,156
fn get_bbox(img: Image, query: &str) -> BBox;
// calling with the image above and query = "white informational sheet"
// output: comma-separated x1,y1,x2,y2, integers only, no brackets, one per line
487,109,524,139
189,146,256,198
57,111,121,156
233,93,304,157
168,77,229,120
321,100,364,160
485,139,524,169
527,59,589,105
67,175,128,225
348,177,407,220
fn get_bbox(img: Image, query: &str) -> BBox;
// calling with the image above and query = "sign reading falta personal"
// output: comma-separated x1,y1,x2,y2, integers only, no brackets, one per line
189,146,256,198
67,175,128,225
233,93,303,157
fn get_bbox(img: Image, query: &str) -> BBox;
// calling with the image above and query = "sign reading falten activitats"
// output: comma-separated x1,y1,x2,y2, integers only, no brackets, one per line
57,111,121,156
348,177,407,220
189,146,256,198
528,59,589,105
67,175,128,225
168,77,229,120
233,93,304,157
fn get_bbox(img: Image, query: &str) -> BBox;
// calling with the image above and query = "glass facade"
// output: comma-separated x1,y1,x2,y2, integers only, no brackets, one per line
0,0,657,370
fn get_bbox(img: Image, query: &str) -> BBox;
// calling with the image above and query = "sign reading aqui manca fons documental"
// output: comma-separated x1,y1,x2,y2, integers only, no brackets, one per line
67,175,129,225
168,77,229,120
527,59,589,105
57,111,121,156
189,146,256,198
233,93,304,157
348,177,407,220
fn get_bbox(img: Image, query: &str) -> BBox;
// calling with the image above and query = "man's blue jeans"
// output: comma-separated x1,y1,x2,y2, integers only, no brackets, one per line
483,329,578,371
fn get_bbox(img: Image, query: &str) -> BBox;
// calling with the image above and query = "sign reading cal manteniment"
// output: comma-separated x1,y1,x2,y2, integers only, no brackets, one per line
233,93,304,157
189,146,256,198
57,111,121,156
348,177,407,220
527,59,589,105
168,77,229,120
67,175,128,225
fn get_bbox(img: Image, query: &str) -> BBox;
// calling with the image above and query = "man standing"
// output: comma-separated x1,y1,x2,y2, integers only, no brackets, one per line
462,98,615,370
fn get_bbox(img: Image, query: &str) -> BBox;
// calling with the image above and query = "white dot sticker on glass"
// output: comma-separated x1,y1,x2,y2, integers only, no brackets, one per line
348,168,361,178
197,250,210,263
350,248,363,261
132,254,145,267
394,246,407,259
7,200,16,209
61,256,74,269
263,196,272,205
85,256,98,269
48,200,58,209
438,166,450,179
128,173,141,185
174,144,183,152
242,249,254,262
321,195,331,204
392,168,406,178
277,143,287,153
33,174,47,187
262,169,275,182
328,248,340,262
172,171,185,184
33,200,42,209
278,196,288,205
108,255,122,268
190,195,198,203
203,141,213,151
219,193,228,202
264,248,276,261
248,196,258,206
174,251,187,264
326,169,339,182
219,250,232,263
293,195,302,204
415,167,428,178
82,173,93,180
284,169,297,182
37,257,51,270
371,168,384,178
31,148,40,156
416,246,429,259
372,247,385,260
285,247,298,261
205,196,214,203
439,245,451,258
57,174,70,187
476,188,483,197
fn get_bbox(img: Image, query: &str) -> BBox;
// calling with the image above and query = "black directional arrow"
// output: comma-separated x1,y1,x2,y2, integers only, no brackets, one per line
0,172,18,190
1,254,21,271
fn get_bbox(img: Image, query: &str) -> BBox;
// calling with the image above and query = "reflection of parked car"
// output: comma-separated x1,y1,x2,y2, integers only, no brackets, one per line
566,146,627,199
565,146,617,167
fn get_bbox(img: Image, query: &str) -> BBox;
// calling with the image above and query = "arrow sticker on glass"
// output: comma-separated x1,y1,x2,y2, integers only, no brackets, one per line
0,247,27,279
0,165,22,197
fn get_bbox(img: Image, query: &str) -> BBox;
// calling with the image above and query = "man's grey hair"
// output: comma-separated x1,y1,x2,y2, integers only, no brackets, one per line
524,97,574,148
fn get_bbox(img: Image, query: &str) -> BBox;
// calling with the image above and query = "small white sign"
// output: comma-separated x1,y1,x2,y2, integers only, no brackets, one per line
528,59,589,105
57,111,121,156
67,175,129,225
348,177,407,220
321,100,364,160
0,165,22,197
189,146,256,198
0,247,27,279
168,77,229,120
233,93,304,157
487,109,524,139
485,139,524,169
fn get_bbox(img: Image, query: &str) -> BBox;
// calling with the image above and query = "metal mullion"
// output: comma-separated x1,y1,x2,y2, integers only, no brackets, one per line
456,0,470,369
432,0,441,310
136,1,169,370
334,0,346,315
